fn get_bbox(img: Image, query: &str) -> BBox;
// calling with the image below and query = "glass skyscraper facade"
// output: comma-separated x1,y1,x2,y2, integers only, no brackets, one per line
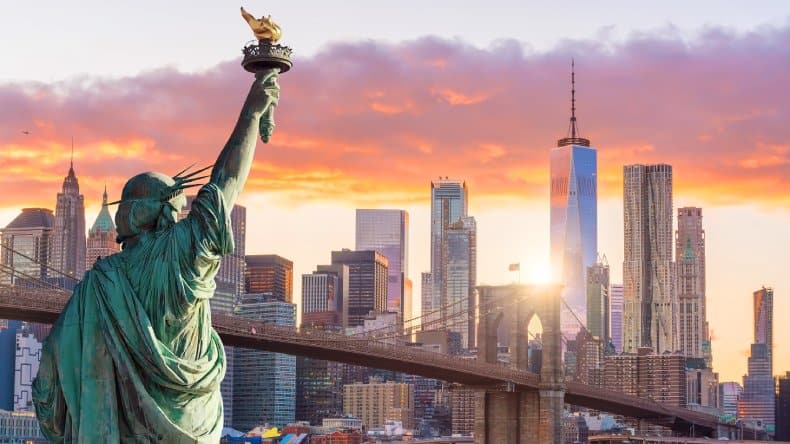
355,209,409,319
445,217,476,349
737,287,775,432
427,179,475,347
585,257,609,342
609,284,624,354
0,208,54,286
233,295,296,431
550,141,597,337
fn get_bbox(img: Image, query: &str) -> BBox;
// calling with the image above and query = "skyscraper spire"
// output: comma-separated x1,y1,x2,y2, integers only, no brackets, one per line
557,59,590,147
68,137,75,177
571,59,577,138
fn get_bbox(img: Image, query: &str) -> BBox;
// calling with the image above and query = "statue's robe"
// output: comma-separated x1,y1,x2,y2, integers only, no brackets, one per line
33,184,231,443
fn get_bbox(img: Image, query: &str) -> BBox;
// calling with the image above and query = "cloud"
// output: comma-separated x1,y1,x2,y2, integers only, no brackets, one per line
1,26,789,209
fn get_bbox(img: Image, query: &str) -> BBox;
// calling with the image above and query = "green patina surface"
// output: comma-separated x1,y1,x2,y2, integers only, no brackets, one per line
32,69,280,443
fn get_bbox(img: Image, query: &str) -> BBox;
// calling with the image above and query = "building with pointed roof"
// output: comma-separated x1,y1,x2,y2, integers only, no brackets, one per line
86,187,119,269
51,155,86,279
676,207,710,363
550,60,598,337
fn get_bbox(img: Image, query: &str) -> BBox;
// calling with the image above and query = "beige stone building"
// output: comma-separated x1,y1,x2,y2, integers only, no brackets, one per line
343,378,414,430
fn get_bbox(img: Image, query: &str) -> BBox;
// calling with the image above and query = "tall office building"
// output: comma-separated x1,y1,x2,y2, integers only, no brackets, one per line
51,160,86,279
420,272,433,326
233,294,296,431
355,209,410,319
296,273,345,426
609,284,624,354
445,217,476,349
737,287,775,430
0,208,54,286
331,250,388,328
776,372,790,442
586,256,609,342
245,255,293,303
85,188,119,269
623,164,676,354
676,207,710,362
753,287,773,363
301,271,341,327
427,179,476,349
550,63,598,338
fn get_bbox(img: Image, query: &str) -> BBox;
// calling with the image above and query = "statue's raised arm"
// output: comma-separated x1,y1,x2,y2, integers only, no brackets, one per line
210,69,279,208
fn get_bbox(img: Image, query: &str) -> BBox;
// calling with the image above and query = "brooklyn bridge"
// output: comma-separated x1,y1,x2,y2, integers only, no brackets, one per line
0,250,755,444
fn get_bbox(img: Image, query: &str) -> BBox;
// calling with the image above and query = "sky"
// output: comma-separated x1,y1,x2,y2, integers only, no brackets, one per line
0,1,788,383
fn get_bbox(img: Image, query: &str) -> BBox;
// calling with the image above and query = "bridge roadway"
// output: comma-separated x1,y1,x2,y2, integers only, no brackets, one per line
0,286,729,436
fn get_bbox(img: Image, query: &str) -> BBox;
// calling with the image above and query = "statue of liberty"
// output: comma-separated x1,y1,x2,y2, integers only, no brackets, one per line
31,36,281,443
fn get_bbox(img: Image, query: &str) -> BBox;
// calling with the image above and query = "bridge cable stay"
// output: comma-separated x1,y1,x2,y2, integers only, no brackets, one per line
0,244,80,284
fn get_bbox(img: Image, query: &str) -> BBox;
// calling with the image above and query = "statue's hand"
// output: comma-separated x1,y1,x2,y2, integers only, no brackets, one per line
252,69,280,142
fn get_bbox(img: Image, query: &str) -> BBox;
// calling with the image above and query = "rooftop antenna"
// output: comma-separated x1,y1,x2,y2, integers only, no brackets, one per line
571,59,577,139
557,59,590,147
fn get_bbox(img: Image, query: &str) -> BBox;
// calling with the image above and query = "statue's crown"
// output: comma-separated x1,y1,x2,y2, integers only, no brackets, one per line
106,165,211,206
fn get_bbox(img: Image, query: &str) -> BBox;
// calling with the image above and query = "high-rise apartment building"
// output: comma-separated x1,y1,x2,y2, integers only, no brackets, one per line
331,250,388,328
550,63,597,338
586,256,609,342
427,179,476,346
355,209,410,319
233,294,296,431
85,188,119,269
302,271,341,327
0,209,55,286
776,372,790,441
738,287,775,431
51,161,86,279
343,378,414,430
623,164,676,354
676,207,710,362
609,284,624,354
245,255,293,303
604,351,686,407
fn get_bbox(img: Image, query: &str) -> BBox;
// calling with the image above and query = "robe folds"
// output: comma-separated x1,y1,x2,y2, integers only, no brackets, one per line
33,183,232,443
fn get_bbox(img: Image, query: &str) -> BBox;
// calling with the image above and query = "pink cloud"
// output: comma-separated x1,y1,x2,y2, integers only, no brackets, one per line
0,26,788,208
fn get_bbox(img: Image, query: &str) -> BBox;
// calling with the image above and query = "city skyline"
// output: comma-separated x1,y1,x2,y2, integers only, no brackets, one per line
0,3,788,385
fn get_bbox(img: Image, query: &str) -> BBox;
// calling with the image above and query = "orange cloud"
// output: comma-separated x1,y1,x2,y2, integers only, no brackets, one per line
0,27,788,210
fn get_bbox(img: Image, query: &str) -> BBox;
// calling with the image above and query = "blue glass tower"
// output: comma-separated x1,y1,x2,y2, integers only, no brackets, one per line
550,61,597,337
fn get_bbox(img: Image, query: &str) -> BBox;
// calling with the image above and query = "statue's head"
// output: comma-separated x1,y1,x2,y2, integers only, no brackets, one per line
108,165,210,247
114,172,185,245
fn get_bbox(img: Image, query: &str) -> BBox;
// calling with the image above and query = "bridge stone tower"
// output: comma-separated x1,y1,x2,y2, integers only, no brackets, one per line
475,284,564,444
